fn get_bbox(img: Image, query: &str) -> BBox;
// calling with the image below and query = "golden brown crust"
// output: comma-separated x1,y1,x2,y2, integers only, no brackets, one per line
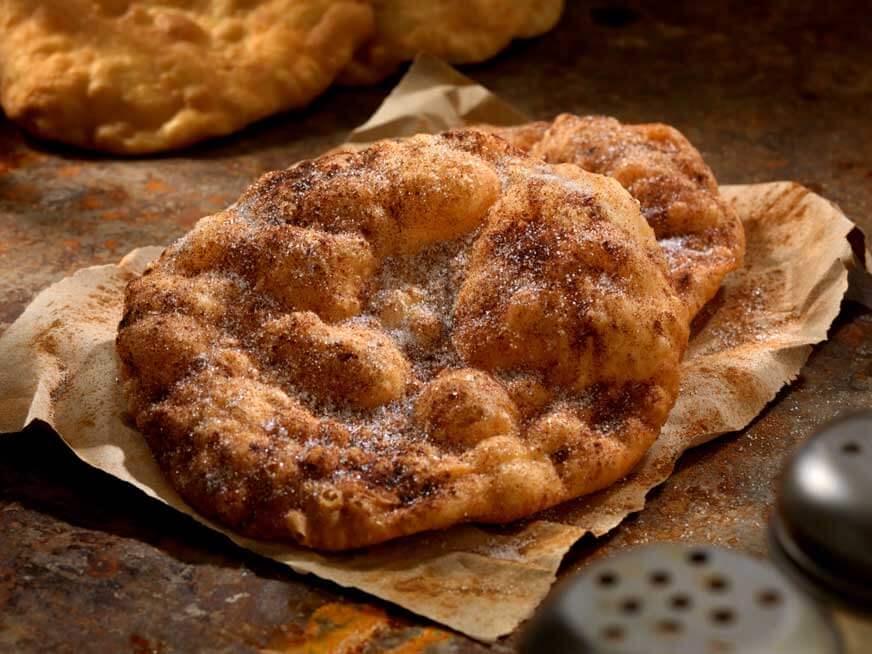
483,115,746,318
0,0,373,153
339,0,564,85
117,130,688,550
476,121,550,152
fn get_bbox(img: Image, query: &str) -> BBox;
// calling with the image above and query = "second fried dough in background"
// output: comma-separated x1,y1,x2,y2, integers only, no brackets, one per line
339,0,565,84
0,0,374,153
0,1,567,153
483,115,746,318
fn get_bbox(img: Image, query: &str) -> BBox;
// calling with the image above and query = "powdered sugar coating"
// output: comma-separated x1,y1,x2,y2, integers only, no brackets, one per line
117,130,688,550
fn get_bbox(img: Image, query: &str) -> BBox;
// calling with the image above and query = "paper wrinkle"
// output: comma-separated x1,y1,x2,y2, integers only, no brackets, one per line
346,54,528,149
0,57,860,641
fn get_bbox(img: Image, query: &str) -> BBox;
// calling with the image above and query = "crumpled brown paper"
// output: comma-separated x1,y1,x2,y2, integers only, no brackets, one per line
0,55,860,641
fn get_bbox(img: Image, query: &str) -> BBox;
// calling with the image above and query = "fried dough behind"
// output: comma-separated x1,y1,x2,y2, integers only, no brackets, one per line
0,0,373,153
482,115,746,318
339,0,564,84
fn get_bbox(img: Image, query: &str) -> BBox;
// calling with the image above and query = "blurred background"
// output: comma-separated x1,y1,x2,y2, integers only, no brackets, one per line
1,2,871,652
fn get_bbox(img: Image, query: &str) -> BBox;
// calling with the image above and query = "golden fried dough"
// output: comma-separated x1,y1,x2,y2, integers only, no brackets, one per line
0,0,373,153
117,130,688,550
482,115,746,317
339,0,564,84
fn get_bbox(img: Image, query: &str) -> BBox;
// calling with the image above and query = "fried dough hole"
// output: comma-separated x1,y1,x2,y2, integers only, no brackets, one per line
414,368,519,448
259,311,411,409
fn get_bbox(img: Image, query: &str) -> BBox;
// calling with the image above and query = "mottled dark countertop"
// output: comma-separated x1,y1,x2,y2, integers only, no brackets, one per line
2,2,871,652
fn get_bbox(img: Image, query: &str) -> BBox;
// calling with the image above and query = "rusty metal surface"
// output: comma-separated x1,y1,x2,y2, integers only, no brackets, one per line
1,1,871,652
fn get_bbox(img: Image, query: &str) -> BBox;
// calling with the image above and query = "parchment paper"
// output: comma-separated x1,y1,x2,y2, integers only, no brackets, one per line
0,55,860,641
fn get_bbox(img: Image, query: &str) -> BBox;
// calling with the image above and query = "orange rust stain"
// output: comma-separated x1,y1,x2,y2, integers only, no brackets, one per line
57,165,82,178
1,181,40,202
104,238,119,251
0,147,41,175
78,416,96,430
80,194,104,210
175,207,209,226
263,603,389,654
836,320,870,347
129,633,159,654
384,628,450,654
101,209,124,221
145,179,170,193
137,211,162,224
208,193,231,206
87,552,119,578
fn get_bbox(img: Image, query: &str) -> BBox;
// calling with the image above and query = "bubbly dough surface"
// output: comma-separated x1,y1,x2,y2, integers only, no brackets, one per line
339,0,564,84
0,0,373,153
482,115,746,318
117,131,688,550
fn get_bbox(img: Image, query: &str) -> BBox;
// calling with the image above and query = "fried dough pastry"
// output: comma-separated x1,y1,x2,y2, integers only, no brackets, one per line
482,115,746,317
339,0,564,84
117,130,688,550
0,0,373,153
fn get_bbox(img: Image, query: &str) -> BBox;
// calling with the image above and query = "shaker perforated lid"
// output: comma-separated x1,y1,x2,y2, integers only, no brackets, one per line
771,410,872,607
519,543,841,654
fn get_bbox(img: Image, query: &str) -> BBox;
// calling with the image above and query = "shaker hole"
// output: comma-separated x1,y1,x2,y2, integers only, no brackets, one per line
706,575,730,592
602,624,625,641
842,441,861,455
655,619,682,634
650,570,671,587
670,594,692,610
711,608,736,626
620,597,642,614
688,550,709,565
757,589,782,607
